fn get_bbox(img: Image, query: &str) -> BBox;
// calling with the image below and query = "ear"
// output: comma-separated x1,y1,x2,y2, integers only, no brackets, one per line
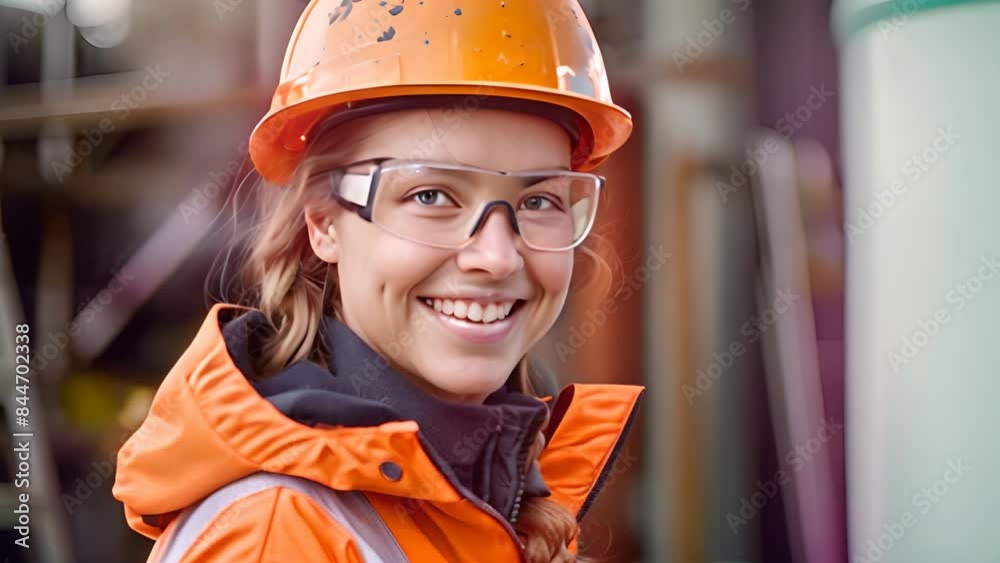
304,205,340,264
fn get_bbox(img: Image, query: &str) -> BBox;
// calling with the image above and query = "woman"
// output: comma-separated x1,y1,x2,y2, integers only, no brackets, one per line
113,1,643,561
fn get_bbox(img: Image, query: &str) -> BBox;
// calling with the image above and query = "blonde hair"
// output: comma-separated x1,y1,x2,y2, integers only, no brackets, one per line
209,112,617,562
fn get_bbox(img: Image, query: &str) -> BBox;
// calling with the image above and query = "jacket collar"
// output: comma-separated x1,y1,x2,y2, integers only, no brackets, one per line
224,309,552,522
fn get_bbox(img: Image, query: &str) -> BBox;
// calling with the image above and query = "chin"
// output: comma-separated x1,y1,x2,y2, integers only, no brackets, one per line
422,359,516,400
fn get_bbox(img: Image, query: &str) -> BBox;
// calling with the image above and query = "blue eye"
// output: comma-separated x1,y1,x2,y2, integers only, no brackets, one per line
410,189,456,206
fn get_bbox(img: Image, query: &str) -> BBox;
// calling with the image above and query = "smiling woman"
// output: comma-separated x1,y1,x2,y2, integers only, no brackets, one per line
299,108,580,403
111,1,643,562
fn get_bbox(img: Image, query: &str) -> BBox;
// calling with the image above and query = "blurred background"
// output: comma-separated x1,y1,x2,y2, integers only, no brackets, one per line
1,0,997,562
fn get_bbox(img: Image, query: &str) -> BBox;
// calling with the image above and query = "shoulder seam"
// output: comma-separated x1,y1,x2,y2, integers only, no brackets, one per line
255,487,283,563
175,487,280,563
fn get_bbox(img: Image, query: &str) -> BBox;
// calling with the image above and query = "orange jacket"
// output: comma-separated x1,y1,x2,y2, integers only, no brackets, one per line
113,304,643,562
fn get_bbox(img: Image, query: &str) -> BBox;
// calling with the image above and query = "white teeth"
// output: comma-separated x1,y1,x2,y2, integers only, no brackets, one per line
421,298,519,324
484,304,498,322
467,303,483,322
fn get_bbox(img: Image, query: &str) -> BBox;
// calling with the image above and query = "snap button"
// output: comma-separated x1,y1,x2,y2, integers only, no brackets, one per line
380,461,403,481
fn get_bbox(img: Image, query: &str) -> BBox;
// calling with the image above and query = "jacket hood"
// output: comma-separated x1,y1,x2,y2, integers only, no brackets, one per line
113,303,644,539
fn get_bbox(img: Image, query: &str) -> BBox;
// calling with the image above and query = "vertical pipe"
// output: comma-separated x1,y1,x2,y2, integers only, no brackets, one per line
642,0,756,560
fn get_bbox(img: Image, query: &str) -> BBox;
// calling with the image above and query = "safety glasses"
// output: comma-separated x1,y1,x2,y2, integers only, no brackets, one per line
312,158,604,252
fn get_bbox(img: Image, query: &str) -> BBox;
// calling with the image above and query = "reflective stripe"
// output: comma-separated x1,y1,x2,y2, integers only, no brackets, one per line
156,473,407,562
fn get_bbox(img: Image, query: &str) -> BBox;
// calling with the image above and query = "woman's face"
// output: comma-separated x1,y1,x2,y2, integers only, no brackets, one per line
305,108,575,403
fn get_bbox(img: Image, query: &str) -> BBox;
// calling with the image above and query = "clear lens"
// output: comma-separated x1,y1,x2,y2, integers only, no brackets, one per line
368,162,600,250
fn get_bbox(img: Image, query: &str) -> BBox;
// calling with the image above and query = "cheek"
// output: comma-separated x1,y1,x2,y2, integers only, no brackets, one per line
526,251,574,296
375,239,450,296
339,226,448,304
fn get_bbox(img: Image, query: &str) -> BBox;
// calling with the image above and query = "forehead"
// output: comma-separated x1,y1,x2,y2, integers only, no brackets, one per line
331,108,573,172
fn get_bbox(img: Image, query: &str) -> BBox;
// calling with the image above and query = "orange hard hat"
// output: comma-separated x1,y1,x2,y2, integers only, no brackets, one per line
249,0,634,184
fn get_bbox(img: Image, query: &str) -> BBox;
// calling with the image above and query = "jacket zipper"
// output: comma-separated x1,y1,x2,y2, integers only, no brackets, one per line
416,436,529,563
507,414,541,526
508,480,526,524
476,496,527,562
466,410,546,561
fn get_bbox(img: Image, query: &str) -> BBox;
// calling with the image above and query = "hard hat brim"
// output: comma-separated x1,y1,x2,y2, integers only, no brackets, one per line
249,82,633,185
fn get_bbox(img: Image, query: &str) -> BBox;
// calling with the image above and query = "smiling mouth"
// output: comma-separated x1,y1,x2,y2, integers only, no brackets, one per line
418,297,526,324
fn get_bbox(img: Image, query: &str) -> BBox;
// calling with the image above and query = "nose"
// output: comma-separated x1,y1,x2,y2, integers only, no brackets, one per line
456,206,525,278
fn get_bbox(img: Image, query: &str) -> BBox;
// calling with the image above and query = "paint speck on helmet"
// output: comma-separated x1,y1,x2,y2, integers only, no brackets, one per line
501,30,512,38
389,5,403,15
377,26,397,42
379,0,387,5
454,8,462,15
328,0,353,25
425,39,430,45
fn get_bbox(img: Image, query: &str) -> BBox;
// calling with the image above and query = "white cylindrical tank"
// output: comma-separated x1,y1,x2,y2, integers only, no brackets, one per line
834,1,1000,562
